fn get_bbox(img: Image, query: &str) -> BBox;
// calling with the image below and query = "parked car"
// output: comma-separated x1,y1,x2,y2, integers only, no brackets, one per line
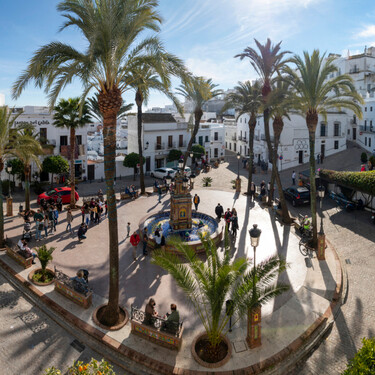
38,187,79,205
172,166,191,177
150,168,177,179
283,186,310,206
328,191,356,211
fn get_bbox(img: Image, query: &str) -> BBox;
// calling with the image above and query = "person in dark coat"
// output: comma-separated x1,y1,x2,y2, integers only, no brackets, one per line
231,214,239,236
224,208,232,229
215,203,224,221
193,194,200,211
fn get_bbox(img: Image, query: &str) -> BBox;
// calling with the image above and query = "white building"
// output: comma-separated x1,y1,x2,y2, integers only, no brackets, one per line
358,98,375,154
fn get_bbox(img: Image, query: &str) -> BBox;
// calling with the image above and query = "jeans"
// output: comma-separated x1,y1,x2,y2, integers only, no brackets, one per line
35,229,41,240
85,214,90,225
66,223,72,233
44,227,48,237
78,234,86,240
194,204,199,211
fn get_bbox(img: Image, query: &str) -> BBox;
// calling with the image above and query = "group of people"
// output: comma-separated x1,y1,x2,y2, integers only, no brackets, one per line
214,204,239,236
124,185,138,199
81,197,106,226
144,298,180,334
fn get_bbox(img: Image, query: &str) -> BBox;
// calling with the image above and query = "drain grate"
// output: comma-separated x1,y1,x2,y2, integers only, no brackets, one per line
233,340,247,353
70,339,85,353
345,259,351,264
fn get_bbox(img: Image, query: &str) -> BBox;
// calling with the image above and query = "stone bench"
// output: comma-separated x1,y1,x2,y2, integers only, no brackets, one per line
130,306,183,350
6,246,33,268
121,192,138,200
54,269,92,309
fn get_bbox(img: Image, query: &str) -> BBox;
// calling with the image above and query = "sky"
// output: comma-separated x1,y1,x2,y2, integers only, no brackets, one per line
1,0,375,110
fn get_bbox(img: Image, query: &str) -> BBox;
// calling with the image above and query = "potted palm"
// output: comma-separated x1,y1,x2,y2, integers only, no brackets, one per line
29,245,55,286
151,234,288,367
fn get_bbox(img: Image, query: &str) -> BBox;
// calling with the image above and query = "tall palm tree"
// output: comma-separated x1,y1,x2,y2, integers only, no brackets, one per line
124,52,185,194
176,76,222,169
14,126,44,211
0,106,37,246
53,98,92,207
284,50,363,245
236,39,292,223
87,95,133,123
152,235,287,355
13,0,164,326
222,81,262,194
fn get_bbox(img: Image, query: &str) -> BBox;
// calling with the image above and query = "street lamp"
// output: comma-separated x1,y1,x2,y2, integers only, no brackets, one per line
182,176,189,189
317,186,326,260
6,166,12,198
236,152,240,178
189,152,193,159
318,186,325,235
178,158,184,171
247,224,262,349
144,141,149,150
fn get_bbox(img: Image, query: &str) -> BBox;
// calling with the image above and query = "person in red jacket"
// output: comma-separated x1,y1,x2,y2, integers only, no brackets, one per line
130,231,141,261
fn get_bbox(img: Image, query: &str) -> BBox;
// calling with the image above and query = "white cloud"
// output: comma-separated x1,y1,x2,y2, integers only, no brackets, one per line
356,25,375,39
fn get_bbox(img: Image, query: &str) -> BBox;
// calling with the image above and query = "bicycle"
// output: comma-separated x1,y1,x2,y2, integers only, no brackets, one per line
299,230,314,257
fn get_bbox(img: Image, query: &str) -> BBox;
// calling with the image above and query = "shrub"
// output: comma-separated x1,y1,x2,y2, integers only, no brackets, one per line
202,177,212,186
342,337,375,374
35,245,55,281
369,156,375,170
44,359,116,374
361,152,368,163
167,149,182,162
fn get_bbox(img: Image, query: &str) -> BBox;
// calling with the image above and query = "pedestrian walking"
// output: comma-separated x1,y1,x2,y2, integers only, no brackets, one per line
193,194,200,211
35,219,42,241
84,204,90,225
81,206,85,224
126,222,131,238
231,213,239,237
292,171,296,185
53,206,59,226
142,227,149,256
157,185,162,203
250,181,256,201
130,231,140,261
48,207,56,233
224,208,232,230
66,208,74,234
56,196,63,212
215,203,224,221
43,215,49,238
317,153,320,164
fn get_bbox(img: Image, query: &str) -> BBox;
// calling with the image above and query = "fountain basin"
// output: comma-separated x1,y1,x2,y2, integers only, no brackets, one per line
139,211,223,254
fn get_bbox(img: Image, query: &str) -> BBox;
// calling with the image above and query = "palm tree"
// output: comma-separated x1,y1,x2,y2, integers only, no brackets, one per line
222,81,262,194
151,234,287,356
284,50,363,245
236,39,292,223
53,98,92,207
123,52,185,194
13,0,164,326
13,126,43,211
0,106,37,246
87,95,133,123
176,76,222,169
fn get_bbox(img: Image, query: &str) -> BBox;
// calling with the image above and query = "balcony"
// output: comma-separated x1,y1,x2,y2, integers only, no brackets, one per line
212,136,223,142
359,125,375,133
349,68,360,74
155,142,165,151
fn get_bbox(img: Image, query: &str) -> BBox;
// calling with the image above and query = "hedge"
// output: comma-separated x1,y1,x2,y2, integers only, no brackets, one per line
342,337,375,374
319,169,375,196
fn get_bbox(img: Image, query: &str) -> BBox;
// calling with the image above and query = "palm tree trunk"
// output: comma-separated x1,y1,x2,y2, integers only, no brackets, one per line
0,159,4,247
69,128,76,207
308,130,318,246
136,90,145,194
247,115,256,194
24,165,31,211
268,134,279,205
183,109,203,169
99,92,121,326
263,109,291,223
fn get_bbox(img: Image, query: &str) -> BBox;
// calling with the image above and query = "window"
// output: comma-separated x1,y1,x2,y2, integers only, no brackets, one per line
205,136,209,142
214,132,218,141
156,136,162,150
225,142,227,148
371,120,373,126
60,136,68,146
365,107,367,112
179,134,183,147
229,143,232,150
348,129,350,135
369,138,372,147
320,123,326,137
334,140,339,149
168,135,173,148
214,148,218,158
244,132,247,140
240,118,242,123
371,107,373,112
198,136,203,146
240,145,242,154
365,137,367,146
40,128,47,144
334,123,340,137
234,143,236,151
76,135,82,145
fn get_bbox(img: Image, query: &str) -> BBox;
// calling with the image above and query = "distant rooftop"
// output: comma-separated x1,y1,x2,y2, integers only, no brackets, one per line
142,113,176,123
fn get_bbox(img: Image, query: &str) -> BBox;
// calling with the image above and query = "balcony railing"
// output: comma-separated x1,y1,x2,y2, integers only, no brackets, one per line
359,125,375,133
155,142,165,150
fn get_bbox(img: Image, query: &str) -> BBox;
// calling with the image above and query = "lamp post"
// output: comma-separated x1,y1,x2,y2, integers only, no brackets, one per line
235,152,241,192
182,176,189,190
247,224,262,348
178,157,184,173
6,166,13,217
317,186,326,260
144,141,149,150
189,173,195,190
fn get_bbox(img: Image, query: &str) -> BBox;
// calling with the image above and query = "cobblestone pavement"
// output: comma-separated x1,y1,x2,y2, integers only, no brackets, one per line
0,272,126,375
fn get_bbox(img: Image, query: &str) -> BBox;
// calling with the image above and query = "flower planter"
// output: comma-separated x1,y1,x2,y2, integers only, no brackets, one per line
92,304,129,331
191,332,232,368
28,268,55,286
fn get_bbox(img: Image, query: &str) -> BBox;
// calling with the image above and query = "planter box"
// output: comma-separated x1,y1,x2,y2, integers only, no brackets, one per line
55,279,92,309
6,247,33,268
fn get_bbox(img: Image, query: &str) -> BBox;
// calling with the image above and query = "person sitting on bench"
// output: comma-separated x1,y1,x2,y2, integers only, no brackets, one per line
17,239,37,264
70,270,89,295
144,298,158,326
162,303,180,334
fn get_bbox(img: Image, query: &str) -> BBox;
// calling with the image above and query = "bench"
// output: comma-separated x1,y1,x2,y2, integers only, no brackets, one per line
130,305,183,350
6,246,33,268
153,185,167,193
54,268,92,309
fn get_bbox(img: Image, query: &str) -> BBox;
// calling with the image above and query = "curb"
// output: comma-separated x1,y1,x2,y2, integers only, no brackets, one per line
0,239,344,375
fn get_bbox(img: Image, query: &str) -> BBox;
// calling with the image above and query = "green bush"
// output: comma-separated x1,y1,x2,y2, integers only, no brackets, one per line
342,337,375,374
202,177,212,187
44,358,116,374
167,149,182,162
361,152,368,163
320,169,375,195
369,156,375,169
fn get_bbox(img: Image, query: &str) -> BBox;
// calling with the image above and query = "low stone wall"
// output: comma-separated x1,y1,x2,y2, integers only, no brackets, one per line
54,277,92,309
